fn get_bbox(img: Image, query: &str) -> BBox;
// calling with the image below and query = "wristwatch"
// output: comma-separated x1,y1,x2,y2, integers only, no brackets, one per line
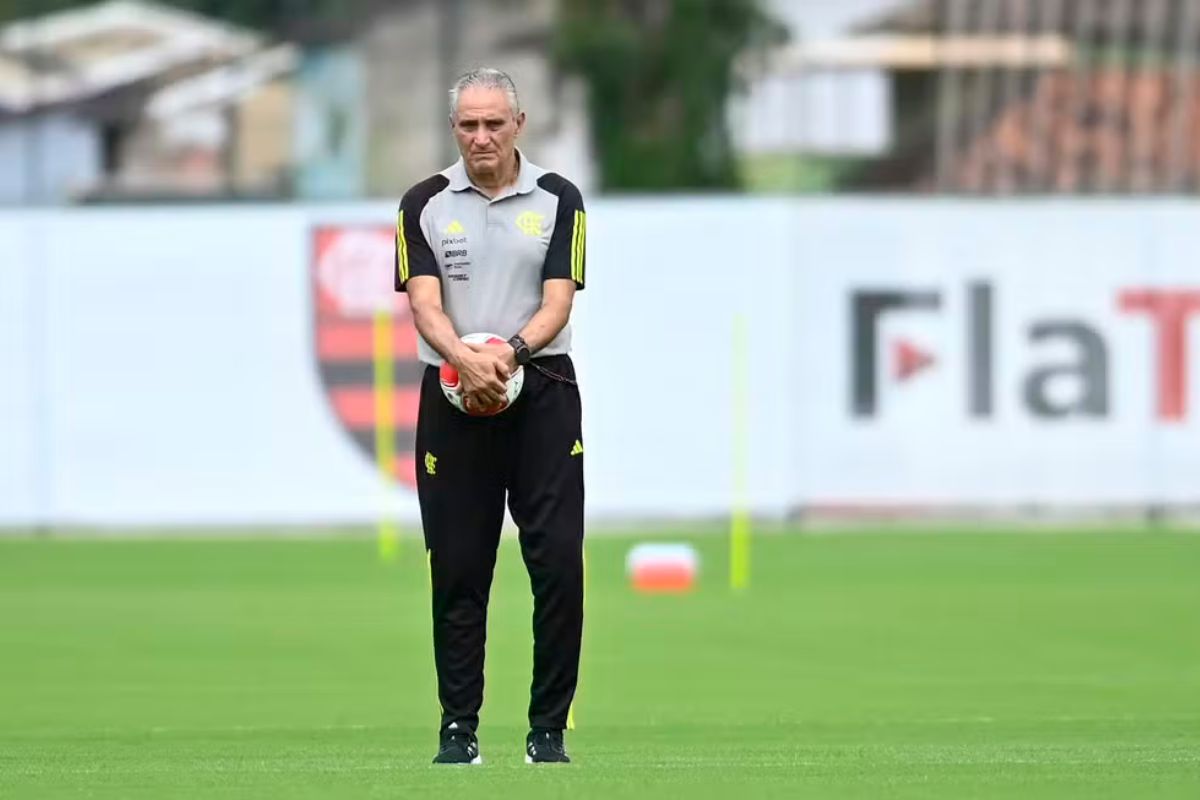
507,334,532,366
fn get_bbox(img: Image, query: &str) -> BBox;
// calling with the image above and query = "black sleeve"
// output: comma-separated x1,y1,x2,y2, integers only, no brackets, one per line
537,173,586,289
395,174,448,292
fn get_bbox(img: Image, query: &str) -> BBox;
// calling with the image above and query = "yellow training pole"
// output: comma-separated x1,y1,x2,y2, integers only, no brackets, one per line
373,309,399,562
566,545,586,731
730,313,751,590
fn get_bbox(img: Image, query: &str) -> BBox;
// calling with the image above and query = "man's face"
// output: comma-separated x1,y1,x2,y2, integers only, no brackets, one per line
452,86,524,174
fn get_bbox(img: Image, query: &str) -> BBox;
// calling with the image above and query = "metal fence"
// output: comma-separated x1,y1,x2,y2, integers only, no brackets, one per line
929,0,1200,193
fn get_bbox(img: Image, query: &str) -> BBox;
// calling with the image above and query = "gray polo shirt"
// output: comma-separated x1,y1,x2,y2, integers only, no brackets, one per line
394,150,586,367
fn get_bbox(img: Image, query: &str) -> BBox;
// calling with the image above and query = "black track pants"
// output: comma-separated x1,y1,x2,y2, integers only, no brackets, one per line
414,354,584,734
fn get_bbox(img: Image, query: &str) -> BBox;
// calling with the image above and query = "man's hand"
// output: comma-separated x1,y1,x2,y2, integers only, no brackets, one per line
455,344,510,410
464,342,518,413
473,341,518,374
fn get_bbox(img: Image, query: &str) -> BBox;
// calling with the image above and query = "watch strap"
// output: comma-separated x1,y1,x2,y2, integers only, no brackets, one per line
507,334,532,366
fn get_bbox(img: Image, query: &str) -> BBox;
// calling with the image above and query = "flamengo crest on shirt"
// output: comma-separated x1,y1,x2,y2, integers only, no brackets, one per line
516,211,545,237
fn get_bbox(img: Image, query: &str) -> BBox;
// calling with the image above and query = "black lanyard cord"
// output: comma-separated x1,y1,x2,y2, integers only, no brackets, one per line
528,361,577,386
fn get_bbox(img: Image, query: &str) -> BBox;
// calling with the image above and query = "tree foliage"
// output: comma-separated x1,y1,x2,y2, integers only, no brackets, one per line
555,0,786,191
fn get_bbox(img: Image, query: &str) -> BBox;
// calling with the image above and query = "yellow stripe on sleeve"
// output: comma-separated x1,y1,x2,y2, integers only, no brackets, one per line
571,210,586,284
397,209,410,283
569,210,579,283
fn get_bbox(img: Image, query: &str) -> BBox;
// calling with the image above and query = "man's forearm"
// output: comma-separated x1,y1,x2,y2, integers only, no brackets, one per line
516,301,572,353
412,302,470,366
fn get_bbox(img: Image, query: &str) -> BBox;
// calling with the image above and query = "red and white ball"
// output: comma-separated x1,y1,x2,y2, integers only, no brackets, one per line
439,332,525,416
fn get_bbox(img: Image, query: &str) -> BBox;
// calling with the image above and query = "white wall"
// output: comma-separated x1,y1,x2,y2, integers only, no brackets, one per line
2,199,1200,528
0,215,40,521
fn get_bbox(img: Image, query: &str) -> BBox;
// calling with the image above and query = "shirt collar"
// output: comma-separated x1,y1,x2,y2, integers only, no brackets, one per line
447,148,539,196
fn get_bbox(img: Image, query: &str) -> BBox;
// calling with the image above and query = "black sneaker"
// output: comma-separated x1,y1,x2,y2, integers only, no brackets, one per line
525,729,570,764
432,725,482,765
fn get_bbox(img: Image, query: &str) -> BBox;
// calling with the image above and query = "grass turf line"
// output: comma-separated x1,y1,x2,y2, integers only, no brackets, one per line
0,529,1197,798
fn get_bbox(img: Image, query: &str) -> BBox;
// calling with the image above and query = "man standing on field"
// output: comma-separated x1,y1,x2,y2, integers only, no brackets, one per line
394,67,587,765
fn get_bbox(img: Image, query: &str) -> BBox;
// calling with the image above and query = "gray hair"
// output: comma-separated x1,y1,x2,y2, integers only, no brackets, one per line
448,67,520,118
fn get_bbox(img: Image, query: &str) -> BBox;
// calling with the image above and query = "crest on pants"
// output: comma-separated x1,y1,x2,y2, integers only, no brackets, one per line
311,224,421,489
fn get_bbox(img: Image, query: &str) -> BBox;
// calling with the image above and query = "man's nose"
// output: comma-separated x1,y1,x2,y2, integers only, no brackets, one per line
473,129,491,146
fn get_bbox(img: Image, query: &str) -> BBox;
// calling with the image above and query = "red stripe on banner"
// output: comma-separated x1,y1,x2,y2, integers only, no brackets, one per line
317,321,419,359
314,285,343,317
330,387,421,429
394,453,417,487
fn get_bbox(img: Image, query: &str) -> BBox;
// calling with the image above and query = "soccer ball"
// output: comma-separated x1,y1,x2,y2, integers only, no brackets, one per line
439,332,525,416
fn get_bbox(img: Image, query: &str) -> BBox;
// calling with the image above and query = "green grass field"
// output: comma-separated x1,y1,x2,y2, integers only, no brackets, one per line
1,528,1198,798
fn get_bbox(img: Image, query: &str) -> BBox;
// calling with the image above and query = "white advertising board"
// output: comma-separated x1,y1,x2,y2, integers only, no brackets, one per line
1,200,1198,527
792,202,1200,507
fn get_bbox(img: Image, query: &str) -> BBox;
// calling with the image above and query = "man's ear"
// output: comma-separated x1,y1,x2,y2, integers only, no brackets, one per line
515,111,526,136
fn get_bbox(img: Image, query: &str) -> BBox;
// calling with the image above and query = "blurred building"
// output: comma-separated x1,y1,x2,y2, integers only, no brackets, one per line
0,0,296,204
732,0,1200,196
732,0,899,163
853,0,1200,194
327,0,593,198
